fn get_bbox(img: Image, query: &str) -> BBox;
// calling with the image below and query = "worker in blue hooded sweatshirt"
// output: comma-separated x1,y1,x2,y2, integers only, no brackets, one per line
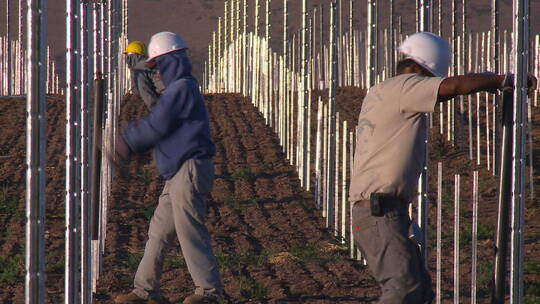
114,32,223,304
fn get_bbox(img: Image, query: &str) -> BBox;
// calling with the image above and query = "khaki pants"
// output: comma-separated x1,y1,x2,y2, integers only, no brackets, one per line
133,158,222,298
352,200,433,304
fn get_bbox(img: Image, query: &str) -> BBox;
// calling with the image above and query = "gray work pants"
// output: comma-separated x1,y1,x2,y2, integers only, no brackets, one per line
352,200,433,304
133,158,222,298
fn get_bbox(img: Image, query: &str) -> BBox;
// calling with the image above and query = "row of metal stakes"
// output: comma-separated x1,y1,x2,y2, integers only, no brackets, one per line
0,37,62,96
3,0,131,303
204,0,533,303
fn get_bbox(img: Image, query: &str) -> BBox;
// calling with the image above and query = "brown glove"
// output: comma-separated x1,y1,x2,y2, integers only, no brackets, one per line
501,73,538,96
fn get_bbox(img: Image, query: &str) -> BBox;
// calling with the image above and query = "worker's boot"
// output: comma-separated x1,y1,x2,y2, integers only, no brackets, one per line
114,291,166,304
182,294,222,304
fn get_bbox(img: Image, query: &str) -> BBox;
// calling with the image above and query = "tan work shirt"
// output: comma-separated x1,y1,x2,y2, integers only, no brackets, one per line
349,73,444,203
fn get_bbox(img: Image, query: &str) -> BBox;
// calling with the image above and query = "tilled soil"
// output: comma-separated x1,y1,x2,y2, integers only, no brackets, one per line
0,95,67,303
93,93,379,303
0,91,539,303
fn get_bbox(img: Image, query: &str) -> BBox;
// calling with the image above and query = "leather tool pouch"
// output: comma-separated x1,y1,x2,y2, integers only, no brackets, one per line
370,193,384,216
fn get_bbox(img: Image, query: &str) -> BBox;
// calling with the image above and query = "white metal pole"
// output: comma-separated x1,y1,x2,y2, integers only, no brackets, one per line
468,33,473,160
327,1,337,230
486,92,491,171
65,0,80,302
218,17,222,92
349,0,354,86
79,3,91,303
45,46,50,94
243,0,247,95
236,0,240,93
224,1,229,87
471,171,479,304
366,0,377,88
534,35,540,107
283,0,288,154
341,120,347,243
349,131,355,258
492,0,501,173
101,0,114,269
476,93,481,165
390,0,395,76
266,0,271,125
91,3,100,289
462,0,467,73
319,5,324,89
510,0,528,302
334,112,340,236
337,0,342,87
436,162,442,304
454,174,460,304
19,0,24,94
25,0,47,302
6,0,11,96
253,0,259,102
322,102,328,220
301,0,309,190
1,37,5,95
315,97,323,209
451,0,458,146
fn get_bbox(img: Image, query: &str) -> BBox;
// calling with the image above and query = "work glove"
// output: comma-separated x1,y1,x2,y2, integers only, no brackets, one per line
500,73,538,96
115,131,131,161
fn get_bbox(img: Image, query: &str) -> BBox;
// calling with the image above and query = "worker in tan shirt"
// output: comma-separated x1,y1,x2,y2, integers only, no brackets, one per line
349,32,536,304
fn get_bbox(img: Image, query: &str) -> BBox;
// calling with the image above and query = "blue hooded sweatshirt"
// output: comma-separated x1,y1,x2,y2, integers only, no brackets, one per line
123,50,216,180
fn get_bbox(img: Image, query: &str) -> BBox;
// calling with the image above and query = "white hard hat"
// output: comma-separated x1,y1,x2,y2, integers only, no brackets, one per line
147,32,188,61
399,32,450,77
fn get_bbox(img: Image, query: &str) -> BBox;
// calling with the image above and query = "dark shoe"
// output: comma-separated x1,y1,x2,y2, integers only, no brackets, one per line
182,294,221,304
114,291,165,304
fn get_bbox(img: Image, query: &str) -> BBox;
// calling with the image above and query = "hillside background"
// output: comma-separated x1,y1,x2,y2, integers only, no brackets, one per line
1,0,540,81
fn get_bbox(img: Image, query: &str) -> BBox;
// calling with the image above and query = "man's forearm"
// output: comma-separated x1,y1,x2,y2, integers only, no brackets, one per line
453,74,504,94
438,74,505,101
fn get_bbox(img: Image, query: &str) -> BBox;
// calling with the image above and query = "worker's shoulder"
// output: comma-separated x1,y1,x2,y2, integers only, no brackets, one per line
380,73,420,85
374,73,437,92
170,77,197,88
163,78,199,97
364,74,420,103
365,75,407,97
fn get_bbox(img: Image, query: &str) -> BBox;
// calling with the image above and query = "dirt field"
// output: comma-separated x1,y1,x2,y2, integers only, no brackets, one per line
0,90,539,303
0,95,67,302
5,0,540,81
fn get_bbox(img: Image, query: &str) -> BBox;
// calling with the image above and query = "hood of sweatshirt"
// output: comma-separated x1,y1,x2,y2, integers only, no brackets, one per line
133,59,151,71
126,53,147,69
154,50,193,87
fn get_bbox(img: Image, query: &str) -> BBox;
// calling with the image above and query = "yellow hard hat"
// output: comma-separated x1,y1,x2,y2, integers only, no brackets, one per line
124,41,147,56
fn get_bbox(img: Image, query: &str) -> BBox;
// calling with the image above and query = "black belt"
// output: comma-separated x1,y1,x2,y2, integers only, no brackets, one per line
355,195,407,206
355,193,407,216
